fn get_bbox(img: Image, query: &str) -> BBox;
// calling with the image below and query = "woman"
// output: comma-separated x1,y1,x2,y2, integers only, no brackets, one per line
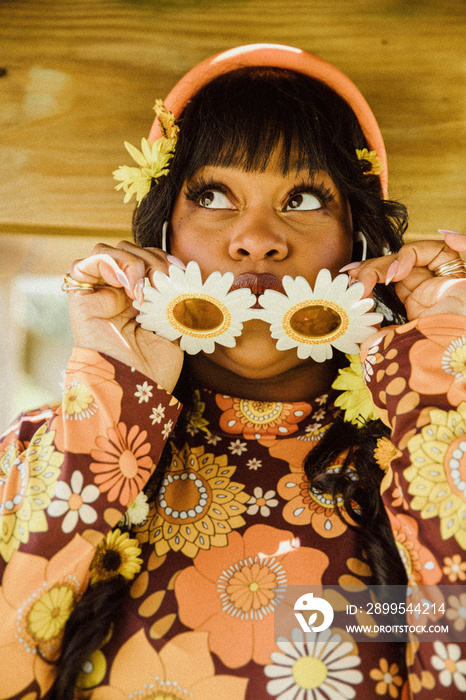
1,44,466,699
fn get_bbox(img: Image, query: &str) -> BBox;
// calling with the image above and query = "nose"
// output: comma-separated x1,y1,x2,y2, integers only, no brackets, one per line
228,213,288,261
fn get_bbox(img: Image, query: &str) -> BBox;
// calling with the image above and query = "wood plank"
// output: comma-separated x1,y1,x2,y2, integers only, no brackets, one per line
0,0,465,245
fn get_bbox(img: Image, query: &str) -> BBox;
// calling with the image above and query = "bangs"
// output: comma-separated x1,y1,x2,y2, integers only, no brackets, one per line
173,67,347,181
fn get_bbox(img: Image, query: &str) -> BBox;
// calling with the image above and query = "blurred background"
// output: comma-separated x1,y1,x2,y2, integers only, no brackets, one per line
0,0,465,426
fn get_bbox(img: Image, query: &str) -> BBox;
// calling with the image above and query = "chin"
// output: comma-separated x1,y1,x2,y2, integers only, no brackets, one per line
208,337,303,379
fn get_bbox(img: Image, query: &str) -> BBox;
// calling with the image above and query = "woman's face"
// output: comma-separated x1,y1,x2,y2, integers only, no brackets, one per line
169,155,354,381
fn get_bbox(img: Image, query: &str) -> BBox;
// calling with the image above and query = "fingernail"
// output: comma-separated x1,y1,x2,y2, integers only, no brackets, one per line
134,278,145,306
438,229,463,236
339,261,363,272
385,260,399,285
116,269,131,290
167,255,187,270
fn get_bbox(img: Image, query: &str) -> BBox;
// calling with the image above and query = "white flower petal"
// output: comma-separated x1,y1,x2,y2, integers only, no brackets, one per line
79,504,98,525
324,641,357,666
304,344,331,363
328,668,363,683
70,470,84,494
431,656,446,671
62,509,79,534
81,484,100,504
434,641,448,659
453,672,466,691
268,651,297,668
313,269,333,297
264,665,294,680
276,637,302,659
439,669,453,686
283,275,312,302
325,676,361,697
266,676,296,695
275,335,299,350
48,500,70,517
336,280,364,304
325,273,349,301
54,481,72,500
290,626,306,656
331,337,362,355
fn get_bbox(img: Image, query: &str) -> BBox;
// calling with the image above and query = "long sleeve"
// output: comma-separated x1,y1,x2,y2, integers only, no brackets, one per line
363,314,466,697
0,347,181,699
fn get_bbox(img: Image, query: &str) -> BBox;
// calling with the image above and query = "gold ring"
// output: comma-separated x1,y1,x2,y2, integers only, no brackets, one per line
62,273,98,293
433,258,466,278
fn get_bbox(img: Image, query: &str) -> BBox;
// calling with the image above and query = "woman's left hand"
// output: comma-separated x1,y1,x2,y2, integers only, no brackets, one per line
345,230,466,320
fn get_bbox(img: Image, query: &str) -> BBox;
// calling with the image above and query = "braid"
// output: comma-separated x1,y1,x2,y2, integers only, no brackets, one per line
49,577,128,699
47,441,174,698
304,415,407,586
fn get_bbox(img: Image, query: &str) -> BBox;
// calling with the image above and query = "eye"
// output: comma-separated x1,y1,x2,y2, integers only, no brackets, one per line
198,189,234,209
285,193,322,211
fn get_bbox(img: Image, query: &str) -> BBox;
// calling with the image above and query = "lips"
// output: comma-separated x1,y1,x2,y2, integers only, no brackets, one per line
230,273,285,310
230,272,285,296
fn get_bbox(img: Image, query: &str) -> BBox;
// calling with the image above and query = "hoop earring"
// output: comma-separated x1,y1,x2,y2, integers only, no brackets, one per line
161,221,169,253
354,230,367,261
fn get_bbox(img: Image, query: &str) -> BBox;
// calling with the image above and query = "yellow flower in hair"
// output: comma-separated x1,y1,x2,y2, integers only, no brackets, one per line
332,354,380,427
113,101,178,205
356,148,384,176
153,98,179,140
89,529,142,585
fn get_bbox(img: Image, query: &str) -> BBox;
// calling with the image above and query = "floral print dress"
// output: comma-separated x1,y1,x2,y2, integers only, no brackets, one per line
0,314,466,699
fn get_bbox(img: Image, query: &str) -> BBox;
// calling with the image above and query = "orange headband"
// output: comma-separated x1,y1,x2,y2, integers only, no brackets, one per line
149,43,388,197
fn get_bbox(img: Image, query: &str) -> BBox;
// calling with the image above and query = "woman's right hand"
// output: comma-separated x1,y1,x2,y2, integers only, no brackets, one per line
67,241,184,393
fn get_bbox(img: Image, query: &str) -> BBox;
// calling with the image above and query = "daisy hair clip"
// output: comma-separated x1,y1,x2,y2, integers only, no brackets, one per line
113,100,179,205
135,262,383,361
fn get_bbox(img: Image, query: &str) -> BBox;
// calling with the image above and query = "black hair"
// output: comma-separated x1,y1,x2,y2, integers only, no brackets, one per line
134,65,407,322
50,65,408,697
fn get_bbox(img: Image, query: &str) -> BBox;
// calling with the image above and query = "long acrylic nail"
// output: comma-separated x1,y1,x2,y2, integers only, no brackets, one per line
439,229,463,236
166,255,187,270
115,269,131,290
385,260,399,285
339,261,363,272
134,278,145,307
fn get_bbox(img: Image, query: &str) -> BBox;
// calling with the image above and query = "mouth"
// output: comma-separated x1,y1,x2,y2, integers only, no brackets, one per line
230,273,285,309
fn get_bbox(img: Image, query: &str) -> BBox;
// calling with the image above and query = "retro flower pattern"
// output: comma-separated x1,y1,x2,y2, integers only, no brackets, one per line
0,536,94,697
216,394,312,440
91,629,248,699
265,626,363,698
175,524,329,668
90,422,154,506
51,348,123,454
370,658,403,697
446,592,466,632
0,424,63,562
431,642,466,691
134,443,249,558
1,319,466,700
407,316,466,407
386,510,442,586
47,469,100,533
277,462,357,538
405,403,466,549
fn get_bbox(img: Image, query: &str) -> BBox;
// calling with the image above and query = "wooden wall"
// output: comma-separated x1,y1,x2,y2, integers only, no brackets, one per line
1,0,465,261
